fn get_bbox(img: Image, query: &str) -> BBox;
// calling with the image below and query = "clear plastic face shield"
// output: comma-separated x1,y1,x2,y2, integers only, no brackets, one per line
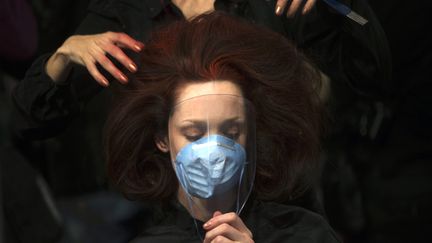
168,93,256,222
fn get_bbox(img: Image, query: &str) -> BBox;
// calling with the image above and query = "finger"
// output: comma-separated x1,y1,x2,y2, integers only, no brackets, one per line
104,43,138,73
287,0,303,17
275,0,288,15
204,223,241,243
106,31,144,52
302,0,316,14
83,57,109,87
93,51,128,84
213,211,223,218
210,235,231,243
204,212,251,237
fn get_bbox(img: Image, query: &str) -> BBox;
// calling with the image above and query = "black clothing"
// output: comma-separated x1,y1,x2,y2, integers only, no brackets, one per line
131,200,340,243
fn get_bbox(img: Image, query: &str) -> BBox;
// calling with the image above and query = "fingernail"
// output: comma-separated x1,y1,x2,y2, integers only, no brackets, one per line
119,73,128,82
129,63,137,72
203,221,211,228
302,6,311,15
101,78,109,86
275,5,282,15
134,44,142,51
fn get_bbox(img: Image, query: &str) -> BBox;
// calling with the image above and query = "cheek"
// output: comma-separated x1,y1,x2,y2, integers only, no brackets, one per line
168,130,189,161
238,134,247,148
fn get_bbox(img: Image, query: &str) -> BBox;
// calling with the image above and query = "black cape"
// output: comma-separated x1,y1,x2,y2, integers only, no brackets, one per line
131,200,340,243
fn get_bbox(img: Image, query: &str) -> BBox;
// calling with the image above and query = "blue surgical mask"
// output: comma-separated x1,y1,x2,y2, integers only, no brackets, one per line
174,134,246,199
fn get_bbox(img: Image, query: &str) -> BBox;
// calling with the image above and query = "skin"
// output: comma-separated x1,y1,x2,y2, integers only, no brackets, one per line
203,211,253,243
172,0,216,20
168,81,247,154
275,0,317,17
156,80,254,243
46,32,144,86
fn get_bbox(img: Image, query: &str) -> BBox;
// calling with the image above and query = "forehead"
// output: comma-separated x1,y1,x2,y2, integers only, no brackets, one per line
171,81,245,121
175,80,243,103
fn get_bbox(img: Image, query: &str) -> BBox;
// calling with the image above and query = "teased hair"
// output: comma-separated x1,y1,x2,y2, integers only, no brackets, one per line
104,12,323,203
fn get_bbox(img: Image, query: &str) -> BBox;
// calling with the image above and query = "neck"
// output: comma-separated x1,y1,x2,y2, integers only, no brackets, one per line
177,187,237,221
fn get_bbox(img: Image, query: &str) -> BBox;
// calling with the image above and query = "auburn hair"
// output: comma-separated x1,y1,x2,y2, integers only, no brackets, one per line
104,12,323,203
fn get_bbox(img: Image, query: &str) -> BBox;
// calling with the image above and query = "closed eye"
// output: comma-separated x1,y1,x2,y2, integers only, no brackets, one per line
179,122,206,142
220,119,244,140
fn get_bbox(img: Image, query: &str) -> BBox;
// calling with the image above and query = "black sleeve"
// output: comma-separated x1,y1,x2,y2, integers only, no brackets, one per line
289,0,392,99
11,1,125,140
12,53,79,139
249,202,341,243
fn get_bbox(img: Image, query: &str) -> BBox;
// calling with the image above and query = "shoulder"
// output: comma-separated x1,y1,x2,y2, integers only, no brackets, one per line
129,202,201,243
87,0,163,17
86,0,137,17
246,201,341,243
79,0,163,37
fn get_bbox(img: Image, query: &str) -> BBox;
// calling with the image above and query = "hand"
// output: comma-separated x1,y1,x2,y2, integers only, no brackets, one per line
203,211,254,243
172,0,215,20
47,31,144,86
275,0,317,18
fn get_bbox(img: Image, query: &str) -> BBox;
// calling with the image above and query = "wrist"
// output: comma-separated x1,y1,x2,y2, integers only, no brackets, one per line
46,50,73,84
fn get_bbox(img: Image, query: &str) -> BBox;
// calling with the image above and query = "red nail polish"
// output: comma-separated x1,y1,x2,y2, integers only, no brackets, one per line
129,63,137,72
119,74,128,82
101,78,109,86
134,44,142,51
276,6,282,15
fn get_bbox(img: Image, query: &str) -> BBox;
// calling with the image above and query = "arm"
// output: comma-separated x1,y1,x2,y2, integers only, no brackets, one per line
12,2,144,139
288,0,392,98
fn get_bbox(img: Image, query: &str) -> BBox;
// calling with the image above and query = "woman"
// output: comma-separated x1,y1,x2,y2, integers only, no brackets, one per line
104,12,339,242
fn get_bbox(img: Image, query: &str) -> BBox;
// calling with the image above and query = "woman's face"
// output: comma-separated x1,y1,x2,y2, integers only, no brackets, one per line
156,80,255,220
162,80,247,162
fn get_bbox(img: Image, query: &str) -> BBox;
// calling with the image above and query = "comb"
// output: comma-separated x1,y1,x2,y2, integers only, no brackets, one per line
322,0,368,25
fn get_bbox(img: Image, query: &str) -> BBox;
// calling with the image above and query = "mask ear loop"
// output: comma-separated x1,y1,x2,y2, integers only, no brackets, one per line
178,162,207,240
237,105,257,215
236,163,245,214
235,159,255,215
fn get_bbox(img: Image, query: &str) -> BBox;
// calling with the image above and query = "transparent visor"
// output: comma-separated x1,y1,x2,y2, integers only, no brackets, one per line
168,94,256,222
